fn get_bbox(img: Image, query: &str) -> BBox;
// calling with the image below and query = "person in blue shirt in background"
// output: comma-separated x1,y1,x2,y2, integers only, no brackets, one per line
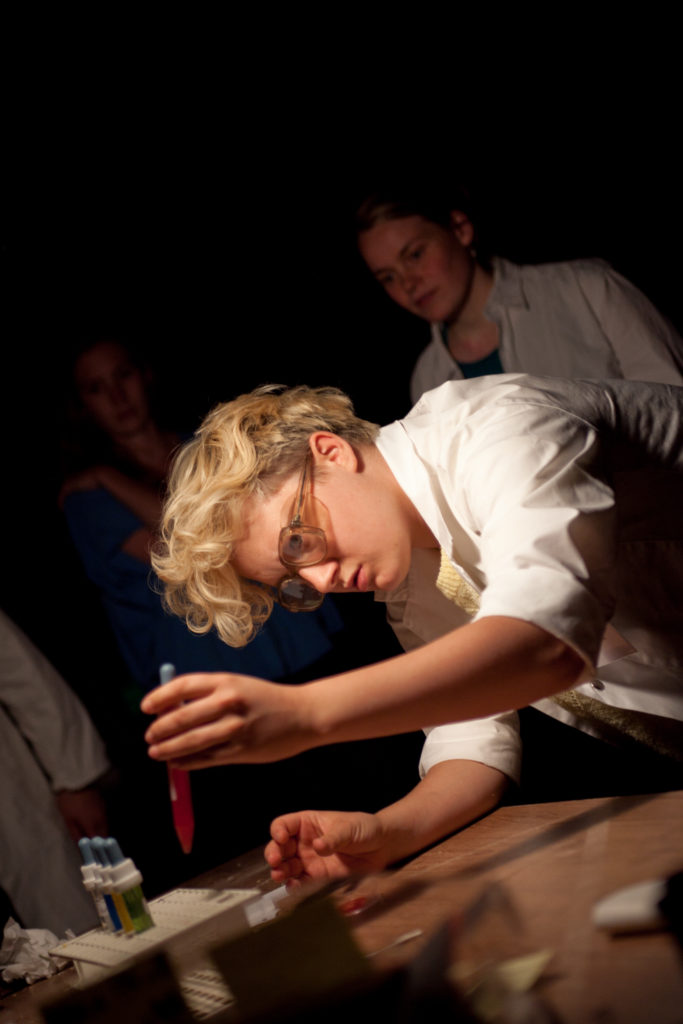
58,338,422,882
59,337,344,695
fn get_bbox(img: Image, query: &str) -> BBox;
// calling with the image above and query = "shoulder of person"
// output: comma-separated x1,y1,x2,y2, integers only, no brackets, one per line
491,256,622,310
507,256,614,284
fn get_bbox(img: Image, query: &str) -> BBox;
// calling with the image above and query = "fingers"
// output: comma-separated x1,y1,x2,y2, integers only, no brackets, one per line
145,699,242,747
312,813,375,856
146,719,240,759
267,856,304,880
311,834,335,855
264,839,283,868
265,832,299,864
149,739,246,769
265,813,320,883
269,813,304,844
266,817,303,868
311,820,353,856
264,837,304,881
141,674,230,716
142,673,251,762
142,671,311,768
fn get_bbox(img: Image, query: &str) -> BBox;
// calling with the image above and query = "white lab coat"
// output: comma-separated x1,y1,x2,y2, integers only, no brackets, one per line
0,609,110,936
411,258,683,404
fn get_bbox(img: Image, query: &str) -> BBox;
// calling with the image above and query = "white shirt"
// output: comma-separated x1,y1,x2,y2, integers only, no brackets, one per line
410,258,683,404
0,609,110,934
375,376,683,783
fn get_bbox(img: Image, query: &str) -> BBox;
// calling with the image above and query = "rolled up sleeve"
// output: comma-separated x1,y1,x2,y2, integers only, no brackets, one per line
420,713,523,784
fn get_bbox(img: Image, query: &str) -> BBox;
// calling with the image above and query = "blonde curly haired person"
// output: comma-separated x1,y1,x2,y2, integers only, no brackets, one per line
146,374,683,885
154,385,378,649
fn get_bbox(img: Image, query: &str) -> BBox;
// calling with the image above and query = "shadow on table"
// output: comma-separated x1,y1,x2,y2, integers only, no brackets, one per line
448,792,660,881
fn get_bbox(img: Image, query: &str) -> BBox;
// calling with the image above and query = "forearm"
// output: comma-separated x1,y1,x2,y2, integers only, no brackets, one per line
55,785,109,842
142,616,586,768
305,617,585,747
374,759,508,865
97,467,163,529
121,526,155,564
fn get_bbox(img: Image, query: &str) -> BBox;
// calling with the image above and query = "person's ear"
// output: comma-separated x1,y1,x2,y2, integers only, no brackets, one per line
308,432,359,473
450,209,475,248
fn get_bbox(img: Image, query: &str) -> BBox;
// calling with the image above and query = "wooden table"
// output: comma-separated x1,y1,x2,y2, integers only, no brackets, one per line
4,791,683,1023
346,790,683,1023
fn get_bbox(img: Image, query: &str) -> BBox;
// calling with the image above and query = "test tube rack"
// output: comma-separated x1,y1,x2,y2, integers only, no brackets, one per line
50,886,262,1020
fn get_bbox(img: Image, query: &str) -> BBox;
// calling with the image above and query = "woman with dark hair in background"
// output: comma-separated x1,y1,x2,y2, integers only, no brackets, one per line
355,189,683,403
59,337,345,695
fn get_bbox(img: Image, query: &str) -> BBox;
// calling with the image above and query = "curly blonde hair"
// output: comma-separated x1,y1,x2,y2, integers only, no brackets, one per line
152,384,379,648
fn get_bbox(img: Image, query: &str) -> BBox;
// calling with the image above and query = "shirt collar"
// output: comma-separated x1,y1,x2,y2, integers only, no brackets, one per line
484,256,529,314
376,416,471,563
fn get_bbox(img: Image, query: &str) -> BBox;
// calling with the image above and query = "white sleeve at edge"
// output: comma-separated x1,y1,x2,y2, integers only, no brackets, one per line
419,713,522,785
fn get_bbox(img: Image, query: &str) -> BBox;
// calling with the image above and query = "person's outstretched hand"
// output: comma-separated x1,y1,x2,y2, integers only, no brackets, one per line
142,672,316,766
265,810,391,886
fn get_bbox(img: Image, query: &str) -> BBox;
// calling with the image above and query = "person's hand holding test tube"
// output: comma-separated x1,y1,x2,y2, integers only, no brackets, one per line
159,663,195,854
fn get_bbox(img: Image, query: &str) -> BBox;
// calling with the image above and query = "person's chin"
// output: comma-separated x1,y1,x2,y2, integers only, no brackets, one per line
375,566,408,595
414,289,451,321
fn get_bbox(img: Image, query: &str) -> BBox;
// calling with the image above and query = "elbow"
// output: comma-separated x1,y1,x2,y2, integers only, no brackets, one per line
542,635,586,690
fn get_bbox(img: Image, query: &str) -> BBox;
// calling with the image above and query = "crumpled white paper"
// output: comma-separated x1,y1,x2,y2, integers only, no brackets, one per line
0,917,71,984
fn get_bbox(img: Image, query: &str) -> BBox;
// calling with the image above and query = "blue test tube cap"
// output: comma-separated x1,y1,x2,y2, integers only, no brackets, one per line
78,837,95,865
90,836,108,865
104,837,125,865
159,663,176,685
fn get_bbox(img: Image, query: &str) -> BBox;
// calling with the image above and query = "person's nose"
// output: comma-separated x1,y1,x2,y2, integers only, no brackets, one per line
398,265,424,302
106,380,128,406
298,560,339,593
401,269,418,295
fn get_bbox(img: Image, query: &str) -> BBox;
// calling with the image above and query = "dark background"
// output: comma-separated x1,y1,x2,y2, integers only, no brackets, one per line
5,113,682,656
2,78,682,883
4,96,683,668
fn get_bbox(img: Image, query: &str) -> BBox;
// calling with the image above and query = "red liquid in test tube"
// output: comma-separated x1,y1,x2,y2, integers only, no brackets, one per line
168,765,194,854
159,663,195,854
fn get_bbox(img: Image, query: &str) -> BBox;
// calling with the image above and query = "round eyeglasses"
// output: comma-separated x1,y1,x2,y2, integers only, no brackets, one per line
277,456,327,612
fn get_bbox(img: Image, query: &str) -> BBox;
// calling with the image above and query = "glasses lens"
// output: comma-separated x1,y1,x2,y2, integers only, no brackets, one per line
278,574,324,612
279,526,327,567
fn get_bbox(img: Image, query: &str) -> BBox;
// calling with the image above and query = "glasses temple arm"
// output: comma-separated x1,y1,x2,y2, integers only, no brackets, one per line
290,456,310,527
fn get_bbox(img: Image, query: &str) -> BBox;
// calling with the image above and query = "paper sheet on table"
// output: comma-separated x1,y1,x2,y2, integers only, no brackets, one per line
452,949,554,1021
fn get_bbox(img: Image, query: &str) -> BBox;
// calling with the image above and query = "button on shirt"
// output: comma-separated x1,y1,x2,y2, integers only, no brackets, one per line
375,375,683,783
